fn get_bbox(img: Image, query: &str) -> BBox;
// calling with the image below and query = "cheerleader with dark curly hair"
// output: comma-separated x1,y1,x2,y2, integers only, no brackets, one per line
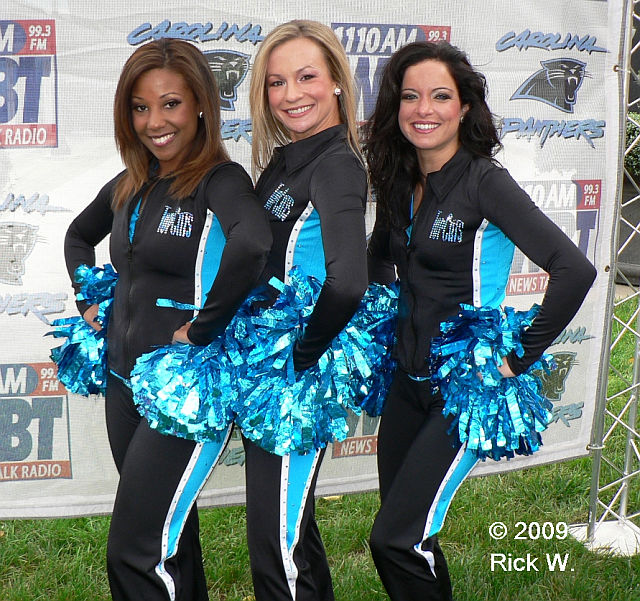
364,41,596,601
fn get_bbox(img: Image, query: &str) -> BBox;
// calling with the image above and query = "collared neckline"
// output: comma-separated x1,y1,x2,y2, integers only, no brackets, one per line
278,124,347,175
143,160,231,201
426,146,474,202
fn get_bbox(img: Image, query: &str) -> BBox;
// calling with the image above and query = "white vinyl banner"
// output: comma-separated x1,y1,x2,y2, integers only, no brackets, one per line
0,0,626,517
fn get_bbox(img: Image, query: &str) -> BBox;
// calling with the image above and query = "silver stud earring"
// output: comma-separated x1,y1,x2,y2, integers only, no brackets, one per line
198,111,203,119
334,87,342,96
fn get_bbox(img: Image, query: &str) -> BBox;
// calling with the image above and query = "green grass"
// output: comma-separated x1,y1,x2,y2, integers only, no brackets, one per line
2,301,639,600
1,467,638,600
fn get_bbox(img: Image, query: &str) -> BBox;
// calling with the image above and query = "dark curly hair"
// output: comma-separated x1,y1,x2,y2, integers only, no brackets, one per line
363,41,502,227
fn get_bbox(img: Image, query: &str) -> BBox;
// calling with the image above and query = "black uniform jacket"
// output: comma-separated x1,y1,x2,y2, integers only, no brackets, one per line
256,124,368,370
368,147,596,376
65,161,272,378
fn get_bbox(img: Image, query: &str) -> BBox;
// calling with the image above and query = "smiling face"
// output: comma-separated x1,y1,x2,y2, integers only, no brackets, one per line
398,59,468,173
266,37,341,142
131,68,200,176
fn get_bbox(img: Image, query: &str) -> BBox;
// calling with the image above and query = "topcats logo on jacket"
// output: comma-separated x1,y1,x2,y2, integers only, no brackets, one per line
264,183,294,221
157,206,193,238
429,210,464,243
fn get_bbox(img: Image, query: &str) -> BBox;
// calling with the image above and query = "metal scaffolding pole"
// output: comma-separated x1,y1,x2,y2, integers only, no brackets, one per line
571,0,640,556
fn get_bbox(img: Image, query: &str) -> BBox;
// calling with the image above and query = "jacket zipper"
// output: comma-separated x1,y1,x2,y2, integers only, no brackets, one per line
124,190,147,377
406,190,427,376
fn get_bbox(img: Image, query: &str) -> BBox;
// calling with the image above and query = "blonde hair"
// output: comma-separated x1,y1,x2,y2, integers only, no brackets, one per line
249,19,363,178
112,39,229,209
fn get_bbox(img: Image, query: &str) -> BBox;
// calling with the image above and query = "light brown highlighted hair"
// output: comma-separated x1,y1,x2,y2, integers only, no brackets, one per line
249,19,363,178
112,38,229,208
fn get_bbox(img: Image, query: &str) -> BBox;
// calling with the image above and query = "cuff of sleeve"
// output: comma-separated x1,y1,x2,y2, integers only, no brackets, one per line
505,351,527,377
76,300,90,318
186,326,207,346
292,339,325,372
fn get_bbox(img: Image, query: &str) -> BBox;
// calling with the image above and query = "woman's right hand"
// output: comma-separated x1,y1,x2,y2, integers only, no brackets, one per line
83,304,102,331
497,356,516,378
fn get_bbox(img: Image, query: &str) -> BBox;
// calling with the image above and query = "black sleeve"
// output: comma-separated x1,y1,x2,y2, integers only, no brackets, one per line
478,168,597,375
293,155,369,370
367,199,397,284
187,163,272,345
63,176,117,316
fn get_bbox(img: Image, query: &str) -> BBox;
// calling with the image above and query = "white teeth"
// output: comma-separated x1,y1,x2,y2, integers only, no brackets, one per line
287,105,312,115
152,133,174,145
414,123,438,130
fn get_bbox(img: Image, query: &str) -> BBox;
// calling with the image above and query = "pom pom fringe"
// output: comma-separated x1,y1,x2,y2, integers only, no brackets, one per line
131,339,236,443
430,304,554,461
47,264,118,396
132,268,398,453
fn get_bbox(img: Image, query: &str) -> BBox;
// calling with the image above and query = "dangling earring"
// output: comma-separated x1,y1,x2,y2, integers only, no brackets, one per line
334,87,342,96
198,111,203,119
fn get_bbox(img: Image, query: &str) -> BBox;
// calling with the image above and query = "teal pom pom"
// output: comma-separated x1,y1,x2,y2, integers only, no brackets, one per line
47,264,118,396
128,287,265,443
231,269,398,455
128,272,397,451
350,282,398,416
48,315,108,395
74,263,118,306
130,339,236,443
430,304,554,461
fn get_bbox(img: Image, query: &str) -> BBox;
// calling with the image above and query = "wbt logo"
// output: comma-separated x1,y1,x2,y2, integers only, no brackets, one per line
0,20,58,147
0,363,71,481
332,23,451,121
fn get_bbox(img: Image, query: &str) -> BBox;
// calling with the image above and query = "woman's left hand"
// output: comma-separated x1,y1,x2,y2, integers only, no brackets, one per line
497,357,516,378
172,322,193,345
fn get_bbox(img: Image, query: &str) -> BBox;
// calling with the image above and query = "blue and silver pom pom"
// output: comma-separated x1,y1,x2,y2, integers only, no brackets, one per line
430,304,554,461
128,290,260,443
348,281,398,417
127,270,396,452
130,338,238,443
74,263,118,305
47,264,118,396
231,269,398,455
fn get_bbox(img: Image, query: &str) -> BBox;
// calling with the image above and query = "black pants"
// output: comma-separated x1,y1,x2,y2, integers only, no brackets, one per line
105,373,232,601
243,437,334,601
369,369,478,601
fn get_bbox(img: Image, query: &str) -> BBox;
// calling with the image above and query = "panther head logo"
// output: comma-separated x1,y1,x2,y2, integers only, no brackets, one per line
510,58,589,113
533,351,577,402
204,50,250,111
0,222,39,285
